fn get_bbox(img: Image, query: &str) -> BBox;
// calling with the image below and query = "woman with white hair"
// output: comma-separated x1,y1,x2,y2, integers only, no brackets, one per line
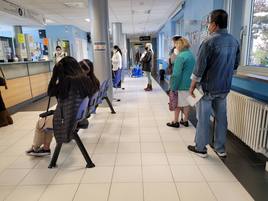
141,43,153,91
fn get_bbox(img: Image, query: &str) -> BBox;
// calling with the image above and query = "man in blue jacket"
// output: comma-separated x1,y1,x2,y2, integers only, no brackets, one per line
188,9,240,158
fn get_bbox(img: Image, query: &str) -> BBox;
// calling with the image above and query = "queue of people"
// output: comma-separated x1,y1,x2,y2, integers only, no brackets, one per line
166,9,240,159
0,8,239,161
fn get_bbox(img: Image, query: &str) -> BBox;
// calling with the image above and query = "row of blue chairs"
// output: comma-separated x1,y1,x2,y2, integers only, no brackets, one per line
48,79,116,168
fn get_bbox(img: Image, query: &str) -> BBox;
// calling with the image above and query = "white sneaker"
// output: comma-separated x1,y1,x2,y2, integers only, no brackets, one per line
215,151,227,158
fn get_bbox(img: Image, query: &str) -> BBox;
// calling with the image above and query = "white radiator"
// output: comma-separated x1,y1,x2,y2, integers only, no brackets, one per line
227,91,268,157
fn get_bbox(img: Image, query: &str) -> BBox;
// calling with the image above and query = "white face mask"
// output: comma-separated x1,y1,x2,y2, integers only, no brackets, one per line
174,48,178,55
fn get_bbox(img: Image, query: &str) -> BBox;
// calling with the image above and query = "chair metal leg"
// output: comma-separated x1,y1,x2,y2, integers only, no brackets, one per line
73,133,95,168
48,143,62,168
103,96,116,114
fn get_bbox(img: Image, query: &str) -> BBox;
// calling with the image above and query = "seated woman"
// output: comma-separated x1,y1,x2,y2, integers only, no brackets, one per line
26,56,99,156
79,59,100,90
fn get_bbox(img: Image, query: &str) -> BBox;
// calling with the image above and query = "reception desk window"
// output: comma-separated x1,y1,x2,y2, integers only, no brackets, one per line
0,61,53,109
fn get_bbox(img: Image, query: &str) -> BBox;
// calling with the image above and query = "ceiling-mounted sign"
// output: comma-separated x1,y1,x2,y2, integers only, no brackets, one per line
0,0,45,25
94,42,106,51
139,36,151,41
17,33,25,44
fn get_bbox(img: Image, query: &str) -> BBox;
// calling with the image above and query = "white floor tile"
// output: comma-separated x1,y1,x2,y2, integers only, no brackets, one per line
176,182,217,201
108,183,143,201
0,169,30,185
112,166,142,182
5,185,46,201
0,156,19,169
62,155,89,168
171,165,205,182
0,76,254,201
164,142,188,153
191,152,223,165
94,143,118,154
20,169,57,185
118,142,141,153
92,154,116,166
198,165,237,182
39,184,78,201
51,167,85,184
144,183,180,201
141,142,165,153
116,153,141,166
209,182,254,201
143,166,173,182
0,186,15,201
73,184,110,201
167,153,195,165
140,134,161,142
142,153,168,165
81,166,114,183
9,155,41,169
120,134,140,142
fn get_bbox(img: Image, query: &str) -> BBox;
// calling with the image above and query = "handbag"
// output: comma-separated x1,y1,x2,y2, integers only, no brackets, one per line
38,97,54,130
168,91,178,111
0,68,8,89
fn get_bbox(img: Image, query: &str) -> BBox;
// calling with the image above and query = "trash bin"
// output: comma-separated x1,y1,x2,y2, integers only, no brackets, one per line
159,69,165,81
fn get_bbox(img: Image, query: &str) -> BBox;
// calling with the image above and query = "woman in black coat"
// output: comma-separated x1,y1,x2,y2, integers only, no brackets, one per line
141,43,153,91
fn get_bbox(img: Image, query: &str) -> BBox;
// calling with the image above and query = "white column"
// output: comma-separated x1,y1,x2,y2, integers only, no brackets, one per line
88,0,113,100
122,34,128,70
112,22,122,47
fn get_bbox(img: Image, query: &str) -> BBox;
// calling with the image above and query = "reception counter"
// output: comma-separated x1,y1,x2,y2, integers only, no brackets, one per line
0,61,53,110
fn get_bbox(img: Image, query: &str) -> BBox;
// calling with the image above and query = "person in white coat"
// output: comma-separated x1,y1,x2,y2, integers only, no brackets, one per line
111,45,123,88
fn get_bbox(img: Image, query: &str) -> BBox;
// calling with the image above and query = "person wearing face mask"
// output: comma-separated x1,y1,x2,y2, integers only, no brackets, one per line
54,46,67,64
167,35,182,76
111,45,123,88
141,43,154,91
167,37,195,128
188,9,240,158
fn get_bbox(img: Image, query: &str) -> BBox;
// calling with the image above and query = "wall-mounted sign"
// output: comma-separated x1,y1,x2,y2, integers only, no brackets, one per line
17,33,25,44
94,42,106,51
139,36,151,41
43,38,49,46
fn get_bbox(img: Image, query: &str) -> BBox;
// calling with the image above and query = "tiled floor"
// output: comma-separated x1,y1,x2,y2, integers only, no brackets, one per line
0,76,254,201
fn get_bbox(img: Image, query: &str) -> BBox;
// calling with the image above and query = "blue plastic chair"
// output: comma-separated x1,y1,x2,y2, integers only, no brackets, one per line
88,91,99,115
76,97,89,120
48,97,95,169
97,80,107,105
95,80,116,114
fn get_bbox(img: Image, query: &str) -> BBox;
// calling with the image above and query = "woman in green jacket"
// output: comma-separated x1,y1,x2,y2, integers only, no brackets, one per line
167,37,195,128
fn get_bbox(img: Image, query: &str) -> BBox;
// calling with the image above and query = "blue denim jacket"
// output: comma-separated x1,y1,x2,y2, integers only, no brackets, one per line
191,29,240,95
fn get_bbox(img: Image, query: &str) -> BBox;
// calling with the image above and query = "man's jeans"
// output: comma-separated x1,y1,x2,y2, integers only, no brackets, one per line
195,93,228,153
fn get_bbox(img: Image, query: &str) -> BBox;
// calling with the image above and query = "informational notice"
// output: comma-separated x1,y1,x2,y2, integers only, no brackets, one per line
43,38,49,46
94,42,106,51
17,33,25,44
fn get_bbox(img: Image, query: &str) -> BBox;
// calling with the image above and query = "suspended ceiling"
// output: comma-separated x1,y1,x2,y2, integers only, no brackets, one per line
0,0,183,35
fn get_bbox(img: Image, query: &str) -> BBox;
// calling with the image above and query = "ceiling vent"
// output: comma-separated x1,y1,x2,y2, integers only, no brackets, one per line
63,2,85,8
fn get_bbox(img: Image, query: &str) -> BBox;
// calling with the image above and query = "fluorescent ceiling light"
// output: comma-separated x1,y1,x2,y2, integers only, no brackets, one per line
45,18,55,24
85,18,90,22
64,2,85,8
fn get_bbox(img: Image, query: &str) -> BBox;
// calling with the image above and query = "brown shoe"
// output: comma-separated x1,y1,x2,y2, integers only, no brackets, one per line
145,84,152,91
144,84,149,91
